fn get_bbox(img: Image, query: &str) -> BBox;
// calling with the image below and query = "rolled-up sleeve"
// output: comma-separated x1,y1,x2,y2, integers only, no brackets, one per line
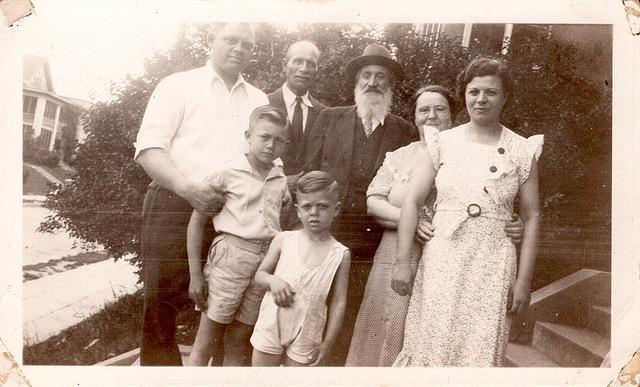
133,74,184,160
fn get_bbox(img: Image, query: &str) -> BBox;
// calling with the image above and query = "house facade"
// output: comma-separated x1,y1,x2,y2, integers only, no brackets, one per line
23,55,90,154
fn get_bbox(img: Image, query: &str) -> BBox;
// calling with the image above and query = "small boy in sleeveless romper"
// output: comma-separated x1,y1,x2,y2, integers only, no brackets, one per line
251,171,351,366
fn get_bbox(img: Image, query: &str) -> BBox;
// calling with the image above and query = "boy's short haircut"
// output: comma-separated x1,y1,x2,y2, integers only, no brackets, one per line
249,105,289,132
296,171,340,202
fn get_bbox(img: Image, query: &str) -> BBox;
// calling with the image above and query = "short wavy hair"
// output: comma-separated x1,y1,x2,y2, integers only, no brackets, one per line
296,170,339,203
414,84,458,118
455,57,514,108
248,105,289,132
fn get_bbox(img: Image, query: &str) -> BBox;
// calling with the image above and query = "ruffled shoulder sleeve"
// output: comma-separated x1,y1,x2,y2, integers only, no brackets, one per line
367,150,395,198
519,134,544,185
422,125,442,171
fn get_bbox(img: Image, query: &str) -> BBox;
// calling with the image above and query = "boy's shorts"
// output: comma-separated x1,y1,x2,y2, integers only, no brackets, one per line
201,233,270,325
251,297,324,364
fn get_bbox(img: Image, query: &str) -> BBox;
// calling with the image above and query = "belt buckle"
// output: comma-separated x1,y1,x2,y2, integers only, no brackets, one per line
467,203,481,218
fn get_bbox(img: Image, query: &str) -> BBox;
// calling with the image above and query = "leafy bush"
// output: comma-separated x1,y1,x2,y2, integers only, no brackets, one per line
40,24,611,285
23,126,62,167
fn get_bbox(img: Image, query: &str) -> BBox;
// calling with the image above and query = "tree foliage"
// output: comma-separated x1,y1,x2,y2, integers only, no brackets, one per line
40,23,611,283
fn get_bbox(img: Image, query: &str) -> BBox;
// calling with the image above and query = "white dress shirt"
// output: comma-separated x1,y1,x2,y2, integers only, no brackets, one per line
282,83,314,131
361,115,386,135
134,62,268,181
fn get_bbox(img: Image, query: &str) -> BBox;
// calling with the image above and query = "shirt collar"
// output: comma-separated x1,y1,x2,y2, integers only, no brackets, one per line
204,61,248,91
361,115,386,129
282,83,313,109
230,154,285,180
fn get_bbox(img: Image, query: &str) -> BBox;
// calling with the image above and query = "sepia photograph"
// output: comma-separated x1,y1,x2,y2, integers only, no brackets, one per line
1,0,638,385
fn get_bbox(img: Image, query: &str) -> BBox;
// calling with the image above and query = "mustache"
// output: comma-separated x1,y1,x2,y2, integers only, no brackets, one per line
364,86,382,94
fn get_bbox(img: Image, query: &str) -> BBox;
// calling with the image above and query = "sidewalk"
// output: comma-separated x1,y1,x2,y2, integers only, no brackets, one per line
23,194,46,203
23,259,141,345
23,204,94,266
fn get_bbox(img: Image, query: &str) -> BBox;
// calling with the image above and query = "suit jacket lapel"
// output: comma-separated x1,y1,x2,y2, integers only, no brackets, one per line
269,88,287,111
305,98,320,133
336,106,357,169
302,96,322,145
373,115,397,174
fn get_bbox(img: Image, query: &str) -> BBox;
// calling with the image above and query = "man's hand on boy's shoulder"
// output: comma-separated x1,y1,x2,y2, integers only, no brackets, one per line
178,179,225,215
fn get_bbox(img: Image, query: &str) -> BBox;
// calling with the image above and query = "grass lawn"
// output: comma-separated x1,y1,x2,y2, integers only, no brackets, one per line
23,251,111,282
23,290,201,365
23,163,75,195
23,165,55,195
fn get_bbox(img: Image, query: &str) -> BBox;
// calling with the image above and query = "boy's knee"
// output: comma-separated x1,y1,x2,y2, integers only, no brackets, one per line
225,321,254,347
223,321,254,366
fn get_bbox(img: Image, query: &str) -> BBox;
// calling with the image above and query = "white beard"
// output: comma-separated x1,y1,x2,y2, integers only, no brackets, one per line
354,85,392,124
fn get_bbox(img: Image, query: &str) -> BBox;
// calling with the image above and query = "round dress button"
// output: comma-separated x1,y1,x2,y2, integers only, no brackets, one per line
498,147,505,154
490,166,497,173
467,204,482,217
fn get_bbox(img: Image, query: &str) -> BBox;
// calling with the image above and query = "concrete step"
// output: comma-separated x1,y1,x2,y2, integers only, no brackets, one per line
504,343,560,367
532,321,609,367
97,345,192,366
587,305,610,339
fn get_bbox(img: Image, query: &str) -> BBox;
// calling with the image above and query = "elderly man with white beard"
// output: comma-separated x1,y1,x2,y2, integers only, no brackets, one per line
302,44,418,365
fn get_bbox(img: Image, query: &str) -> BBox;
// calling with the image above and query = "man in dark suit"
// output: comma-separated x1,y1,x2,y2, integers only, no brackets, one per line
268,40,327,177
303,44,418,365
268,40,327,230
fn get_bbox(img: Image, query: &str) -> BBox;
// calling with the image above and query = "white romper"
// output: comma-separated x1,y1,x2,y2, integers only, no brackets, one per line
251,230,348,364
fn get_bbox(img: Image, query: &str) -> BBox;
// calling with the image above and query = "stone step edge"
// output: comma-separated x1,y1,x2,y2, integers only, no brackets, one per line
96,345,192,366
534,321,609,361
505,342,560,367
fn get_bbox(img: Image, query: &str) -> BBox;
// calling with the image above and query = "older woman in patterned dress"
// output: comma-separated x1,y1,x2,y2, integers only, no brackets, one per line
345,85,523,366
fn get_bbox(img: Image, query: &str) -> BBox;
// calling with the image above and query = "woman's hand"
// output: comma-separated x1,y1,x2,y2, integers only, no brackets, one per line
415,219,435,245
269,276,295,307
391,263,414,296
188,273,208,310
508,279,532,315
504,214,524,244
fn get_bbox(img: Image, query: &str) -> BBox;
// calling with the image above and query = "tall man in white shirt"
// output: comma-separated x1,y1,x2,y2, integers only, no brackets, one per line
134,23,268,366
268,40,327,229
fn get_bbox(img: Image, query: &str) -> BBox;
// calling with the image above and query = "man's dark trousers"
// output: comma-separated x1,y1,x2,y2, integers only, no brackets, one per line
139,183,214,366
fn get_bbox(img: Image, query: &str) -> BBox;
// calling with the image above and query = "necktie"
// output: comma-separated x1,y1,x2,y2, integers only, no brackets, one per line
290,97,303,146
363,118,373,137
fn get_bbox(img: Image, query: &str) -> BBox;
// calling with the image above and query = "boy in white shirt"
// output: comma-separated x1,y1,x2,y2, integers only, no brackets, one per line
186,105,290,366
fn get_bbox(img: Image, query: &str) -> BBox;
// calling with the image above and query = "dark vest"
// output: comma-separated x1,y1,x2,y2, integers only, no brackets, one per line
345,119,385,215
336,119,386,259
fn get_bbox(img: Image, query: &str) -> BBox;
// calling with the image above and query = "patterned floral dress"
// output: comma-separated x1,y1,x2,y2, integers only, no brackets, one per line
346,141,435,366
393,124,543,367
